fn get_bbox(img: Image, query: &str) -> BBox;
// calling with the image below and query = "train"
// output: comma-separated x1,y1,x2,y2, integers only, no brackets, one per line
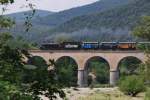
40,42,150,50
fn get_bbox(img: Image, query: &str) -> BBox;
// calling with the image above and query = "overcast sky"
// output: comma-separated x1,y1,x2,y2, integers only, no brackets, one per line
0,0,99,14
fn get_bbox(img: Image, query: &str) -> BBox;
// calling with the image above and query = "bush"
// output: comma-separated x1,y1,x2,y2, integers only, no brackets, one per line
0,81,33,100
118,75,145,97
88,75,93,86
145,88,150,100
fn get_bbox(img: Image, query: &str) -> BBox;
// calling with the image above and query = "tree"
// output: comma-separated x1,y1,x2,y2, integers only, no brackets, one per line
133,16,150,41
88,59,109,84
118,75,145,97
0,33,33,99
24,56,66,100
55,57,78,87
145,88,150,100
0,33,66,100
0,0,14,4
119,57,141,77
0,16,15,30
0,0,66,99
132,16,150,86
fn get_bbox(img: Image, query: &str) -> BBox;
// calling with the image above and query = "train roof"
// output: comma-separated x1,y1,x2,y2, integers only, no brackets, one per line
41,42,150,45
62,41,81,43
101,42,117,43
82,42,99,43
138,42,150,44
119,42,137,43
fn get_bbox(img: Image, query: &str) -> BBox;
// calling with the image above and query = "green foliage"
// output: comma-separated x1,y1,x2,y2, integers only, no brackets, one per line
88,75,93,86
53,0,150,33
132,10,150,88
0,33,34,99
132,12,150,99
23,56,66,100
0,16,15,29
137,43,150,52
132,16,150,81
0,0,14,4
87,58,109,85
0,32,13,46
119,57,141,77
55,57,78,87
138,56,150,86
0,32,35,50
0,80,20,100
0,1,65,99
6,37,36,50
133,16,150,40
0,35,25,84
145,88,150,100
37,0,130,26
3,0,149,42
118,75,145,97
0,80,33,100
0,33,65,99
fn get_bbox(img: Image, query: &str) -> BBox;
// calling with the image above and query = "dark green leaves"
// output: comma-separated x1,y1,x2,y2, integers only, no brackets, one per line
23,65,37,70
133,16,150,40
0,0,14,4
0,16,15,29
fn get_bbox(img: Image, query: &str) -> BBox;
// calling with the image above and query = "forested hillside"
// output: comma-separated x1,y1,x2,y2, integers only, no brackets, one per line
3,0,132,43
3,10,54,43
42,0,149,42
7,9,54,21
34,0,131,26
53,0,150,33
2,0,150,43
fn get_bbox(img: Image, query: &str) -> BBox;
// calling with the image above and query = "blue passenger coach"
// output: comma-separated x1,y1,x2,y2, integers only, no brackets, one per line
81,42,99,49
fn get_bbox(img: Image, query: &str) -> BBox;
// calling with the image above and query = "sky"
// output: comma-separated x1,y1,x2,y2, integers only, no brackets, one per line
0,0,99,14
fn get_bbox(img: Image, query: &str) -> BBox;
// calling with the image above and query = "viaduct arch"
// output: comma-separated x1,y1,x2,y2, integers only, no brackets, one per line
29,50,146,87
83,56,110,86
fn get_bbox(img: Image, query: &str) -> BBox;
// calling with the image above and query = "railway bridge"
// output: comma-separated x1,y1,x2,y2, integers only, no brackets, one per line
29,50,146,87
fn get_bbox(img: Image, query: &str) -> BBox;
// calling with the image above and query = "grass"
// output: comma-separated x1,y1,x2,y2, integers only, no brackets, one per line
77,89,144,100
89,84,113,88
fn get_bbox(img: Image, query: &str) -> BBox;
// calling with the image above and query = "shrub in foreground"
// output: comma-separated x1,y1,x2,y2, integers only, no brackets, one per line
145,88,150,100
118,75,145,97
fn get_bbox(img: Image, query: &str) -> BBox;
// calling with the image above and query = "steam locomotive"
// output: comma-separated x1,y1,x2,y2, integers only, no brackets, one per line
40,42,150,50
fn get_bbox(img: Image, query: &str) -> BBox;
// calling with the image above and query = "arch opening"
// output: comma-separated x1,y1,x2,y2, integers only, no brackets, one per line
55,56,78,87
25,56,48,83
27,56,47,68
84,56,110,86
117,56,142,79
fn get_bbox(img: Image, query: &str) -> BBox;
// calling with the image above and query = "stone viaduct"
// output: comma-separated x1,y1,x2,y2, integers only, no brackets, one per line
29,50,146,87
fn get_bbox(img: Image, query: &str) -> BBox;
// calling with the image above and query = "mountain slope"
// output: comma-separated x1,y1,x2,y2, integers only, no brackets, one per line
52,0,150,33
6,9,54,21
35,0,131,26
3,0,132,43
3,0,148,42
